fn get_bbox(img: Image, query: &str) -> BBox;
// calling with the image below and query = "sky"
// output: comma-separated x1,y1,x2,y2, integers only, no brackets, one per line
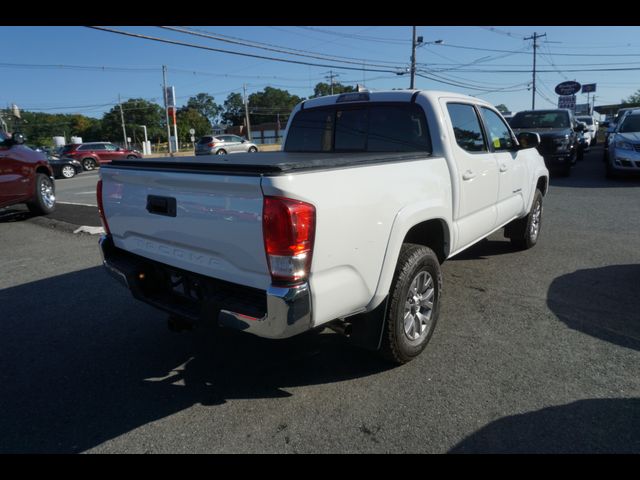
1,26,639,122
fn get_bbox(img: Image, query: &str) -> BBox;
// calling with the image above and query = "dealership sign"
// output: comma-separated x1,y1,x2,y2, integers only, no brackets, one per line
555,81,582,96
558,95,576,110
581,83,597,93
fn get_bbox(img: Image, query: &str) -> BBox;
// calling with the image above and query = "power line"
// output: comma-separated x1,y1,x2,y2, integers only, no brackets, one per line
86,27,401,75
163,26,408,67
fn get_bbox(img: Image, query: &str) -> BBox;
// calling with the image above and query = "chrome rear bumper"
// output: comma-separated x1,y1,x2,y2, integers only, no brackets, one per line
99,235,312,339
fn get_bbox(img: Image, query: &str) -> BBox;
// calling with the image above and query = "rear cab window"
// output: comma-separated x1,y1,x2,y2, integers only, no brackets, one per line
284,103,431,153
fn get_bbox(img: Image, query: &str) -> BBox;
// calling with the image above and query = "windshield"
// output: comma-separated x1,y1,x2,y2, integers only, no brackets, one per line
619,115,640,133
510,111,570,129
577,117,593,125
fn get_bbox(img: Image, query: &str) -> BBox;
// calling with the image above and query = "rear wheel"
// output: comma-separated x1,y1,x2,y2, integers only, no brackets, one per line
216,149,227,155
27,173,56,215
127,155,138,159
379,244,442,364
82,158,96,171
248,146,258,153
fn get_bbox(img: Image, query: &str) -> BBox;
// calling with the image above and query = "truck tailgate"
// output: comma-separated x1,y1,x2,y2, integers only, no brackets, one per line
100,166,270,290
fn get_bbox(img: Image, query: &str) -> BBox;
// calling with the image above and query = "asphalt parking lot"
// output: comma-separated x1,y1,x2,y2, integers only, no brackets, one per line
0,145,638,453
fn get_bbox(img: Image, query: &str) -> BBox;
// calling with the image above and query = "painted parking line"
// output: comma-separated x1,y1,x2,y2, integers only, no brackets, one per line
57,201,98,207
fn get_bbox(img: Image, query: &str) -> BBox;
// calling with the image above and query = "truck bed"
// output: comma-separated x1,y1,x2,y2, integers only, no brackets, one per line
105,151,429,176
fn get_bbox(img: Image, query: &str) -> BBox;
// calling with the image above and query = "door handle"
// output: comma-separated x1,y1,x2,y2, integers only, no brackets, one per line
500,164,509,172
462,170,476,181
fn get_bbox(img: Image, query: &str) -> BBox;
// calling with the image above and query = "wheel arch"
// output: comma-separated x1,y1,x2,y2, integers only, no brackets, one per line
367,204,452,312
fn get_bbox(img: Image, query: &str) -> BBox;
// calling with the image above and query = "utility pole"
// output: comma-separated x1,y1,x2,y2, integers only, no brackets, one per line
162,65,172,155
410,26,417,89
118,94,128,149
243,84,252,141
324,70,339,95
524,32,546,110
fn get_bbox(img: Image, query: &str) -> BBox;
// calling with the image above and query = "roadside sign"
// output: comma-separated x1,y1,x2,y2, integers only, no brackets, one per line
582,83,596,93
189,128,195,135
555,81,581,96
165,86,176,107
558,95,576,110
190,135,195,142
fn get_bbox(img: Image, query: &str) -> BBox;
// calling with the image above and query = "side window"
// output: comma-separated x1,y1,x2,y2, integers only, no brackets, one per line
447,103,487,152
104,144,117,151
92,144,107,151
77,145,90,151
480,107,515,151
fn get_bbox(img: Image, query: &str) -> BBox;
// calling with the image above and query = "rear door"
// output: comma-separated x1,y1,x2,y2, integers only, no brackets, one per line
444,101,499,249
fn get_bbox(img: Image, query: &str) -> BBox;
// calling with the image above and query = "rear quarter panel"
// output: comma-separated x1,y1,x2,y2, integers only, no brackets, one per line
261,157,452,326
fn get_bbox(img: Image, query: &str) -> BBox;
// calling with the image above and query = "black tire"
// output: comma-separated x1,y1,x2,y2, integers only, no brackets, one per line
379,244,442,364
127,155,138,159
216,149,227,155
248,146,258,153
576,148,584,162
508,189,543,250
82,158,97,171
26,173,56,215
592,136,597,146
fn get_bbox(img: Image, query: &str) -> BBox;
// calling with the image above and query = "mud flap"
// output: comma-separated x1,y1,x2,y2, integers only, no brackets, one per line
347,297,389,351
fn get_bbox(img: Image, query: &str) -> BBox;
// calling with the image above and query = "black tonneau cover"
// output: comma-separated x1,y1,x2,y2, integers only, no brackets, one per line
104,151,430,176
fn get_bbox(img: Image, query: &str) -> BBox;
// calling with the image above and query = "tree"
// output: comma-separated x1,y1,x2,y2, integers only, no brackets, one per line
311,82,355,98
221,92,245,126
495,104,510,114
186,93,222,126
176,107,211,144
101,98,165,144
621,90,640,105
248,86,303,125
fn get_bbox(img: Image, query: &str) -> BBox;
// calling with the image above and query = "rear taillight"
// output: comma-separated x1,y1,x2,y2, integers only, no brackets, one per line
96,179,111,235
208,142,219,147
262,196,316,284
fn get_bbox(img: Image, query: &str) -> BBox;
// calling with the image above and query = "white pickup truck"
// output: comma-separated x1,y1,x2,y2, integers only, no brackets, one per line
98,90,548,364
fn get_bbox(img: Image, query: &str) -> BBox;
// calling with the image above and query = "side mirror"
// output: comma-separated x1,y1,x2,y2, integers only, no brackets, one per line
12,132,25,145
517,131,540,149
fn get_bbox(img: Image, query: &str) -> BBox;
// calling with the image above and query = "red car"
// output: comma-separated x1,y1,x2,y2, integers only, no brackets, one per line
61,142,142,171
0,131,56,215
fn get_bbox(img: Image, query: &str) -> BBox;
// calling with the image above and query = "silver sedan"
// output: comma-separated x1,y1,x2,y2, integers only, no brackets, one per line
195,134,259,155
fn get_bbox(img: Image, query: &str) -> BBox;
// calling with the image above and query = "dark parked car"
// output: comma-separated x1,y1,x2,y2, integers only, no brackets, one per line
510,109,584,176
60,142,142,171
47,155,83,179
0,131,56,214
